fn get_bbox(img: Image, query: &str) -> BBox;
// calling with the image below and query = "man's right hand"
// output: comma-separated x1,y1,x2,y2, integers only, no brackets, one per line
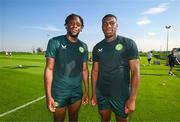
47,97,55,112
91,95,97,106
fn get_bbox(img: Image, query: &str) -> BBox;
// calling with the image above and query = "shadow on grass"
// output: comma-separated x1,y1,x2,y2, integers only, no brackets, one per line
140,73,168,76
175,75,180,78
3,65,40,69
140,68,168,71
141,73,180,78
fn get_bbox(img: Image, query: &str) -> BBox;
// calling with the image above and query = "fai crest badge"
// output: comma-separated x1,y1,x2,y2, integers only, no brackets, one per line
54,101,59,108
115,44,123,51
79,47,84,53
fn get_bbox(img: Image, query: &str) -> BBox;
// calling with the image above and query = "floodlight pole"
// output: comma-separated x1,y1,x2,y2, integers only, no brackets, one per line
47,34,51,39
1,38,3,52
165,25,171,55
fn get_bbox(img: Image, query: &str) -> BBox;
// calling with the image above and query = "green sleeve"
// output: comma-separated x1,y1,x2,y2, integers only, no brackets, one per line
92,45,99,62
83,43,88,62
45,38,56,58
127,40,139,60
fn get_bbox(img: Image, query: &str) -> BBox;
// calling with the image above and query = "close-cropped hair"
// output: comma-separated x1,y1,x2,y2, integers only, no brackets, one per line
64,13,84,27
102,14,117,23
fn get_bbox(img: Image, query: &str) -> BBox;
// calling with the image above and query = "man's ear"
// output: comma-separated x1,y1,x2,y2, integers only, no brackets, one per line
65,25,67,30
80,26,84,32
116,23,118,28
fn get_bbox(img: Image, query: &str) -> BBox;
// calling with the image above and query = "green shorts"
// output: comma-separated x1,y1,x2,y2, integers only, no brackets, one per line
53,86,83,108
96,90,128,118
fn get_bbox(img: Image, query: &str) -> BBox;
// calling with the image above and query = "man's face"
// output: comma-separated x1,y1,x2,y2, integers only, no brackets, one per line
102,17,118,38
66,16,83,38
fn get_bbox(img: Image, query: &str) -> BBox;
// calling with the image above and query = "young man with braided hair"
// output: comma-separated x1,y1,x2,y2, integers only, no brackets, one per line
44,13,89,121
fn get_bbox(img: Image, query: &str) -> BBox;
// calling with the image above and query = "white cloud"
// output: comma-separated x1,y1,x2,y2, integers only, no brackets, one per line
142,3,168,15
148,32,156,36
137,16,151,25
24,26,62,32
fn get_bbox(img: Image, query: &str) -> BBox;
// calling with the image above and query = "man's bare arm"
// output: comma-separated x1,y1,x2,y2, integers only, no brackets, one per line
44,57,55,112
125,59,140,114
82,62,89,105
91,62,99,106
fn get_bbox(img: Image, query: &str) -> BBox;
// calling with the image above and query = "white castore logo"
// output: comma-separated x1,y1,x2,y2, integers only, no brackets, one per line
61,44,67,49
98,48,103,52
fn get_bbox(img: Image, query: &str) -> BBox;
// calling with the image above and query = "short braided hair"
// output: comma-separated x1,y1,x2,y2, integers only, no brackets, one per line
64,13,84,27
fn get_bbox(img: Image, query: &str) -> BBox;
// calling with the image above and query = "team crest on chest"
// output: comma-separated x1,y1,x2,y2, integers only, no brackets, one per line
54,101,59,107
79,47,84,53
115,44,123,51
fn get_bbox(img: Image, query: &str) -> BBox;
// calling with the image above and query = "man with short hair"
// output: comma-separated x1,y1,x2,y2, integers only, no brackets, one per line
44,13,89,122
147,51,152,65
91,14,140,122
168,49,180,75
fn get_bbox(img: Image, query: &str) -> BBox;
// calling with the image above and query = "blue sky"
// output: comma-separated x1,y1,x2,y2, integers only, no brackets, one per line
0,0,179,52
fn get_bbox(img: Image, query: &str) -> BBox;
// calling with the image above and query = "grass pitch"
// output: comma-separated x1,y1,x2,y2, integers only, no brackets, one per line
0,54,179,121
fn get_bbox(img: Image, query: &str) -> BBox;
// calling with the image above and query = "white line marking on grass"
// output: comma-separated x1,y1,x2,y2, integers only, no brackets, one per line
0,96,45,118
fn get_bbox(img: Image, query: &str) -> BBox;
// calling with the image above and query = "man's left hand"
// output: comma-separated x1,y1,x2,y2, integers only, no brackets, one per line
124,98,136,114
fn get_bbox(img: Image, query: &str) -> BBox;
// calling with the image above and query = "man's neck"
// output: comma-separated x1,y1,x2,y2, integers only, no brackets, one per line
66,35,77,43
105,34,117,42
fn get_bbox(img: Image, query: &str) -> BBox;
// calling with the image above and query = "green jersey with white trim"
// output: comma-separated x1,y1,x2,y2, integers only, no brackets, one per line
93,35,139,99
45,35,88,92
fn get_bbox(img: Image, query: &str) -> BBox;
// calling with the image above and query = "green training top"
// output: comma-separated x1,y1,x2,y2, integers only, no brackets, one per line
45,35,88,92
93,35,139,100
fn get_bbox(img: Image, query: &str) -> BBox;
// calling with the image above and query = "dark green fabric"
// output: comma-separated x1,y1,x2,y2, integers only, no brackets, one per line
97,97,128,118
54,85,83,107
45,35,88,101
93,35,139,99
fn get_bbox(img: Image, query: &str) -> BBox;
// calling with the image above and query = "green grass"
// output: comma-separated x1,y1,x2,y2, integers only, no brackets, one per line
0,54,180,121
